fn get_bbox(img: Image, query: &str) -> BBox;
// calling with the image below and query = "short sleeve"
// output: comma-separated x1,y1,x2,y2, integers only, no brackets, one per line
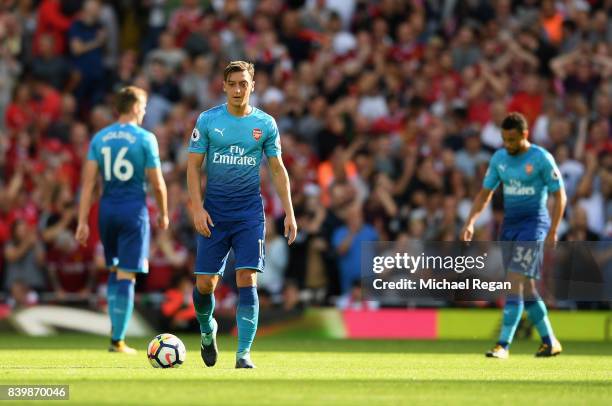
540,150,564,193
263,117,281,157
86,137,98,161
482,153,500,190
144,132,161,169
188,112,209,154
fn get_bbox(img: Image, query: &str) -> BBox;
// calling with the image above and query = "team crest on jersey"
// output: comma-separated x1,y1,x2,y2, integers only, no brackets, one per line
525,163,533,175
252,128,262,141
191,128,200,142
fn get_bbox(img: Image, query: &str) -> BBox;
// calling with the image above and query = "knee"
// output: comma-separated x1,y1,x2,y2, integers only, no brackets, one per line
236,269,257,287
196,277,216,294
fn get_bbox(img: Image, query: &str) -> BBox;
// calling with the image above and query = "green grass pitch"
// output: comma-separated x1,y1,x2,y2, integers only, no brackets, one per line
1,334,610,405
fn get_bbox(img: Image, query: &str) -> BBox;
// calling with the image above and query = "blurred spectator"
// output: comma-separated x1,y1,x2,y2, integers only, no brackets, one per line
4,83,34,133
46,229,95,300
480,101,506,150
33,0,73,57
0,28,22,132
99,0,119,70
29,34,73,91
506,73,543,127
146,31,188,74
161,275,197,330
168,0,203,47
455,131,491,180
259,216,288,298
144,229,188,292
3,219,46,293
561,206,600,241
46,95,78,145
451,26,481,71
68,0,107,110
148,58,181,103
7,279,38,309
332,202,378,295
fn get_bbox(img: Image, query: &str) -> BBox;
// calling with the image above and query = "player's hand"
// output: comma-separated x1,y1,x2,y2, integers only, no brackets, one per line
194,208,214,238
75,222,89,247
545,231,558,248
284,215,297,245
158,214,169,230
460,224,474,242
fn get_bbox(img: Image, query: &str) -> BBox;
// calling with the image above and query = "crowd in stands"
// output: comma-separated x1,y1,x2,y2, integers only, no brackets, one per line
0,0,610,316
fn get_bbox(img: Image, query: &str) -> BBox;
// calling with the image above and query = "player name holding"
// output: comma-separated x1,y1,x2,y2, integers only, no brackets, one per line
76,86,169,353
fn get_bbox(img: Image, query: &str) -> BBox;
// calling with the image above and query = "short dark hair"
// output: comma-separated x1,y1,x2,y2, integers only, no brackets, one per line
223,60,255,81
115,86,147,114
501,112,528,133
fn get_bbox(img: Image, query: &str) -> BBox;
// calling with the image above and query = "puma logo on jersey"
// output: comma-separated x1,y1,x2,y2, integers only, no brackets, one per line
214,128,225,137
498,164,507,172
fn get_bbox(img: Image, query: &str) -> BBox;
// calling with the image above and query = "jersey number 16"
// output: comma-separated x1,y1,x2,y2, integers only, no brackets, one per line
101,146,134,181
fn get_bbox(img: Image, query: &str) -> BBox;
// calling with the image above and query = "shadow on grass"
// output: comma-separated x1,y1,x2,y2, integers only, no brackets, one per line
1,335,611,356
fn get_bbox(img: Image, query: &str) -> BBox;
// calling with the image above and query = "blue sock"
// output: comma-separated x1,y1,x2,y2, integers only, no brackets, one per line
192,287,215,334
498,295,524,348
525,297,554,345
236,287,258,357
111,279,135,341
107,272,117,336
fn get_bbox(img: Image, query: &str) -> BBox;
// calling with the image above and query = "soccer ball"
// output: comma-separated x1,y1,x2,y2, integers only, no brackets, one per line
147,333,186,368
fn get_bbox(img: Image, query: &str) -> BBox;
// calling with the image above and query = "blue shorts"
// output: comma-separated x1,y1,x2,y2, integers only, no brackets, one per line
500,226,547,279
98,199,150,273
195,219,265,275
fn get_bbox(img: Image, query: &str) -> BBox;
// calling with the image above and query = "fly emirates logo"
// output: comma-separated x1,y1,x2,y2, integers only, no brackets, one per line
504,179,535,196
212,146,257,167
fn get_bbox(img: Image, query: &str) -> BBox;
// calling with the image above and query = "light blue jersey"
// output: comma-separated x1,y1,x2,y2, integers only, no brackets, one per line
188,104,281,222
483,144,564,227
87,122,161,203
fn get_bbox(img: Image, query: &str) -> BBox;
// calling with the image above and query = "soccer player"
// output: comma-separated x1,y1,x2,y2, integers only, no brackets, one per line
187,61,297,369
461,112,566,359
75,86,169,353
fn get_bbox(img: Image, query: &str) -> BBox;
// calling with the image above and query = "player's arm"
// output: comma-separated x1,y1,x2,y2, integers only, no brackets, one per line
547,188,567,245
542,155,566,245
267,156,297,245
146,167,169,230
186,152,214,237
461,188,495,241
462,157,500,241
75,160,99,246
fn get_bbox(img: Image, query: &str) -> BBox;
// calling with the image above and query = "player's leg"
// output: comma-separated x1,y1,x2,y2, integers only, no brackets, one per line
194,274,220,366
487,271,524,359
109,270,137,354
516,228,561,356
109,204,150,353
235,269,258,368
487,233,525,358
98,201,122,349
524,276,562,357
194,274,220,334
232,220,265,369
194,224,231,367
106,268,118,335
